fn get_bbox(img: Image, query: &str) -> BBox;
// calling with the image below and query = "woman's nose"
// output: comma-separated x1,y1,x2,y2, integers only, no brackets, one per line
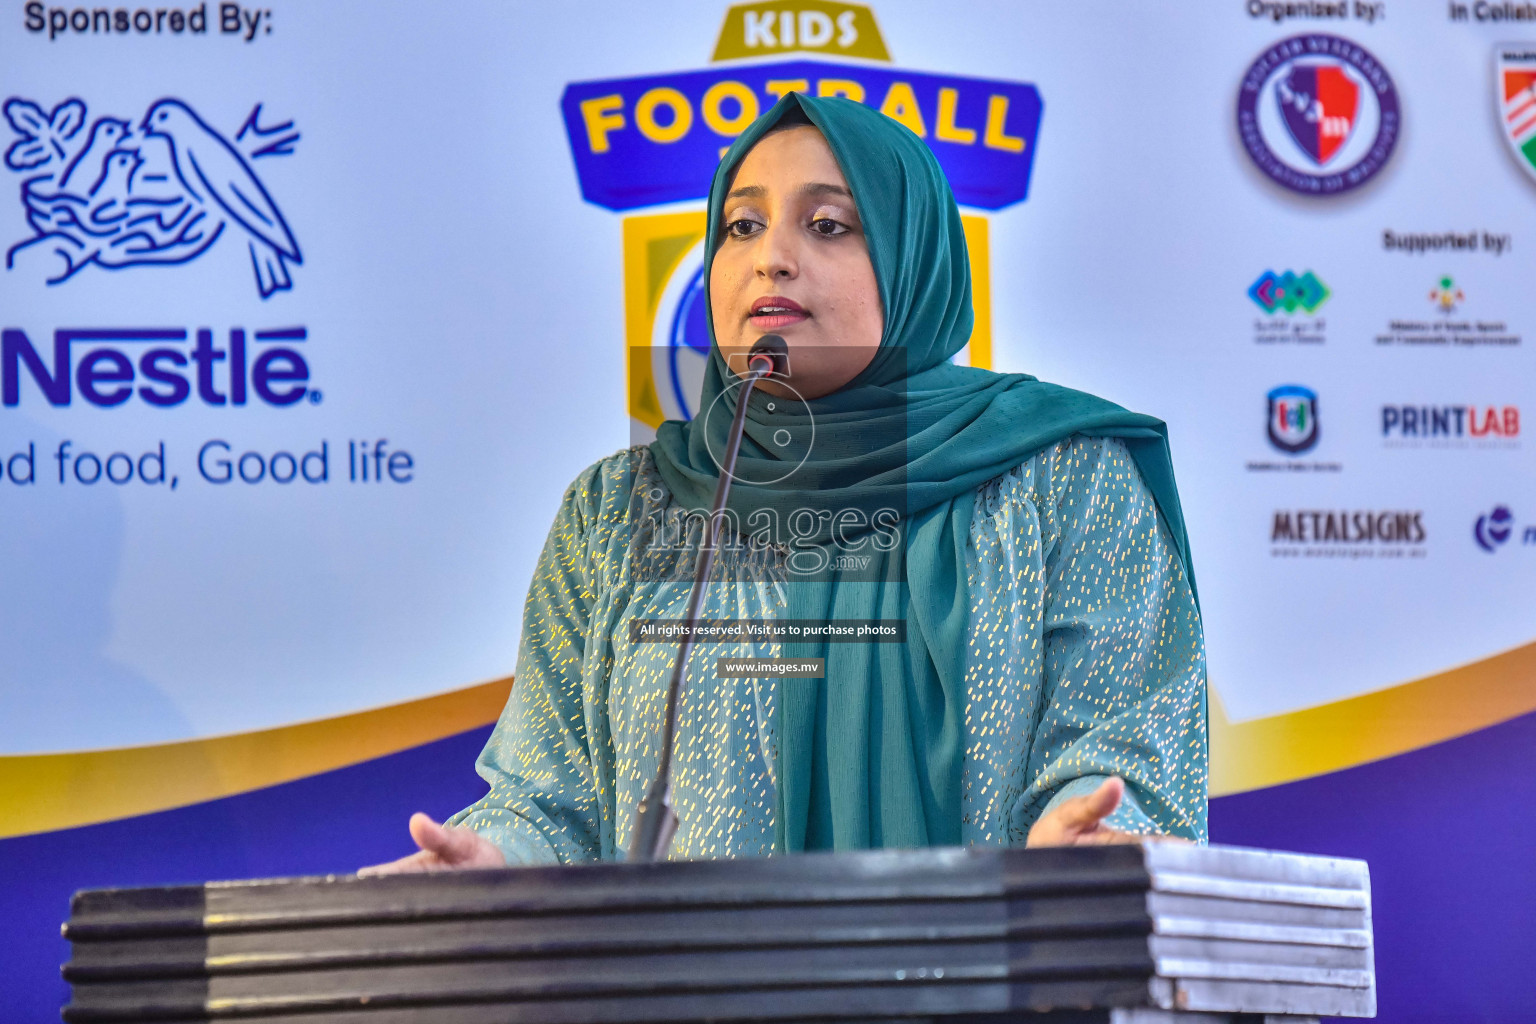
753,221,798,280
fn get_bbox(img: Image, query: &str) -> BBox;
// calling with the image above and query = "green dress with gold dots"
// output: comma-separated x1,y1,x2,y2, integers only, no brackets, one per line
448,434,1207,862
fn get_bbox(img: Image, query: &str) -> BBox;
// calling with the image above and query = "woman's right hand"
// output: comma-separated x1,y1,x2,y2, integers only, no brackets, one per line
357,812,507,875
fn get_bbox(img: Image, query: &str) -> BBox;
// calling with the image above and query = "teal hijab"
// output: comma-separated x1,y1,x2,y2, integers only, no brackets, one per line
650,93,1196,852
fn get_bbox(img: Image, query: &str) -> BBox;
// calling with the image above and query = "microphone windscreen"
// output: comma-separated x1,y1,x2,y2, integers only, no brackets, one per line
748,334,789,378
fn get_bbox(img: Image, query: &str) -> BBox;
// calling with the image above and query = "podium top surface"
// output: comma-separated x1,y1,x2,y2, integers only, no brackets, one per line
67,843,1369,937
61,843,1375,1023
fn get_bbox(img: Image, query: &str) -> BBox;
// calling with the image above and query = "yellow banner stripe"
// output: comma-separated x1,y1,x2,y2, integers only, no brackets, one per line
4,635,1534,839
1210,638,1536,796
0,677,512,839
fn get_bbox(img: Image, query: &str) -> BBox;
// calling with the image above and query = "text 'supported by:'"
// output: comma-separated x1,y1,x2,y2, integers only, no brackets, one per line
628,619,906,643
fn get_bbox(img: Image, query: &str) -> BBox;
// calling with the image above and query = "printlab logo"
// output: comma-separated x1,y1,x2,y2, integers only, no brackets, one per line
1236,34,1400,196
1267,385,1319,454
3,96,301,298
1249,270,1329,313
1382,403,1520,447
1497,46,1536,185
1429,275,1464,313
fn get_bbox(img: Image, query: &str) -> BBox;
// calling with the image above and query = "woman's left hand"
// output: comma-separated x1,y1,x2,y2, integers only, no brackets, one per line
1025,777,1187,847
357,813,507,875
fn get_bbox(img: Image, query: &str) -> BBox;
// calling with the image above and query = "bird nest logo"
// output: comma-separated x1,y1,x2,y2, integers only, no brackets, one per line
3,96,301,298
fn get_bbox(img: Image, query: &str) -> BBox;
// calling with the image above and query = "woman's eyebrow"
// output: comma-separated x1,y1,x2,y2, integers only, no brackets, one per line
801,182,853,200
725,182,854,201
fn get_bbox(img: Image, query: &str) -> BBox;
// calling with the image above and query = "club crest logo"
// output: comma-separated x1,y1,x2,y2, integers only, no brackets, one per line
1237,34,1399,196
1497,46,1536,185
1279,63,1357,165
1267,384,1319,454
3,96,301,298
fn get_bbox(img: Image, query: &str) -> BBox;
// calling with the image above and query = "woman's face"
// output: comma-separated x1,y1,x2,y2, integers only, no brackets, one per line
709,125,883,400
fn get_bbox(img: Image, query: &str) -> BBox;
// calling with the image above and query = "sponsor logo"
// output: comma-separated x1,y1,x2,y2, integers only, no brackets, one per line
1249,384,1337,472
1249,269,1330,313
1382,404,1520,447
1473,504,1514,551
1430,275,1464,313
1,326,314,408
1375,273,1522,348
3,96,301,298
1249,269,1327,344
1473,504,1536,552
562,4,1030,437
1237,34,1399,196
1267,384,1319,453
1497,46,1536,184
1270,509,1427,559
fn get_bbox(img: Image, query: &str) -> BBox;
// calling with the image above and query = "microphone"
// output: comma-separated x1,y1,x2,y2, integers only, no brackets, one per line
628,334,788,864
744,332,789,378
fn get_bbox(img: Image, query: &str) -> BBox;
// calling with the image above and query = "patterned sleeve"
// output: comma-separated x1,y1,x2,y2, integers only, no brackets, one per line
1018,436,1209,842
445,456,624,864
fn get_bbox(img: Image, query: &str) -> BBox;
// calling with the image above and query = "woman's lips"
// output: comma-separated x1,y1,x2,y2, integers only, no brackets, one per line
749,296,810,328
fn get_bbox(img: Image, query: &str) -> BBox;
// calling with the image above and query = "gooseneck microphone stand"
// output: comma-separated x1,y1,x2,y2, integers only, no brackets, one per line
627,335,789,863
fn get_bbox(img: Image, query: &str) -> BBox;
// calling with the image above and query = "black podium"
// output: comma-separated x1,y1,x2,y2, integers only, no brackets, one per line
61,843,1374,1023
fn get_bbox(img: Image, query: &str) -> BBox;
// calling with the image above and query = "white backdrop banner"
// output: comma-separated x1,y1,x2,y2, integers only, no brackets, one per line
2,4,1534,1017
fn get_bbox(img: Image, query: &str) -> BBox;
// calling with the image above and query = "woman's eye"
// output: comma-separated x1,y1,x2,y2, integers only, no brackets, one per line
810,218,848,237
726,218,760,238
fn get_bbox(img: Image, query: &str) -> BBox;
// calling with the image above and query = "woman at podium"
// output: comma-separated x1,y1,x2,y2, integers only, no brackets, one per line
364,94,1206,873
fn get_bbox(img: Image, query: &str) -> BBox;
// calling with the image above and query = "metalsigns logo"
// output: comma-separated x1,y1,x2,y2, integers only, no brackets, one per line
1267,384,1319,453
557,2,1039,433
3,96,301,298
1270,509,1426,559
1249,269,1329,313
1237,34,1399,196
1497,46,1536,184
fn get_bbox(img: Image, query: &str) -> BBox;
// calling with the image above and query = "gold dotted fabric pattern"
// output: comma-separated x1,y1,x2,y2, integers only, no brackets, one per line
448,436,1207,861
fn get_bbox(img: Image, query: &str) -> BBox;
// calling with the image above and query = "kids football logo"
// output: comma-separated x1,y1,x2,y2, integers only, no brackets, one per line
1236,34,1399,196
556,1,1042,435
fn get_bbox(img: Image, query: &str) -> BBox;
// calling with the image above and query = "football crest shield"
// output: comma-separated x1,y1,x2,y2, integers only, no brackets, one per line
1267,385,1319,454
1277,64,1360,166
1497,46,1536,184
